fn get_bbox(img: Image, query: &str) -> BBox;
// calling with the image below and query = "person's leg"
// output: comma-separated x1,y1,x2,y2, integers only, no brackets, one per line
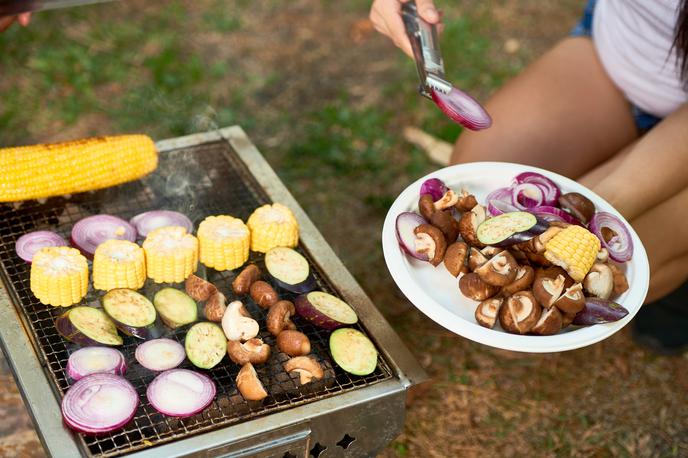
450,37,638,179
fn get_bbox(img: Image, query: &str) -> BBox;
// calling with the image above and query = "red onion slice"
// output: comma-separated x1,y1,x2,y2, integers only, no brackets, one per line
589,212,634,262
419,178,448,201
487,199,520,216
130,211,193,238
146,369,216,417
528,205,582,225
511,183,545,209
135,338,186,371
431,88,492,131
15,231,68,263
62,373,138,434
396,212,429,260
513,172,561,206
67,347,127,381
71,215,137,257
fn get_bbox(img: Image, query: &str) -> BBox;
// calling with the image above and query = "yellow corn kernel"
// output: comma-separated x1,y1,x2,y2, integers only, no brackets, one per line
198,215,250,271
0,135,158,202
142,226,198,283
247,203,299,253
93,240,146,291
544,225,601,282
30,246,88,307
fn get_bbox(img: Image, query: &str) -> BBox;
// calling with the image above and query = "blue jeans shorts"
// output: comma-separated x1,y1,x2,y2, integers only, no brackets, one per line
571,0,663,133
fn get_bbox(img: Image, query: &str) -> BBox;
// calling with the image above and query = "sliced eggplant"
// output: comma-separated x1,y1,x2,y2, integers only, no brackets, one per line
329,328,377,376
295,291,358,330
153,288,198,329
102,289,159,339
184,322,227,369
572,298,629,326
476,211,549,247
56,306,123,346
265,247,316,294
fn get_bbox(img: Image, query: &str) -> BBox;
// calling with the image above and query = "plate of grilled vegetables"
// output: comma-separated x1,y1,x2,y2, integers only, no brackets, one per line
382,162,650,353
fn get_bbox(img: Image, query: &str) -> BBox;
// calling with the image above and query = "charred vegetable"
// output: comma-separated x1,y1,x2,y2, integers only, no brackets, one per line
185,322,227,369
329,328,378,376
56,307,123,346
264,247,316,294
102,289,159,339
295,291,358,330
153,288,198,329
476,211,548,247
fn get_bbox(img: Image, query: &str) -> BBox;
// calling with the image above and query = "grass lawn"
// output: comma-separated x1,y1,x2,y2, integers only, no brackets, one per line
1,1,687,457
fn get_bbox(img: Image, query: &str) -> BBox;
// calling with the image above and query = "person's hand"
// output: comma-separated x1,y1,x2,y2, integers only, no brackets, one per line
0,12,31,33
369,0,440,57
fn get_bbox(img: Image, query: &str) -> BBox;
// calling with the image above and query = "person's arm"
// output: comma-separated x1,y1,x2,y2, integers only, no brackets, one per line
0,12,31,33
369,0,440,57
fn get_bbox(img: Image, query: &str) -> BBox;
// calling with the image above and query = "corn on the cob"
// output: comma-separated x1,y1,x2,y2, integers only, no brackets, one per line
142,226,198,283
544,225,601,282
30,246,88,307
93,240,146,291
198,215,250,270
247,203,299,253
0,135,158,202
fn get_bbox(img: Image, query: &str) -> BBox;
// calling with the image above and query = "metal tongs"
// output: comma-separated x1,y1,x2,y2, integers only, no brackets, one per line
401,1,451,99
401,1,492,130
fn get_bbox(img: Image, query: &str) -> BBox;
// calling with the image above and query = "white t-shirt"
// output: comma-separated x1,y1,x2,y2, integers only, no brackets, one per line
593,0,688,117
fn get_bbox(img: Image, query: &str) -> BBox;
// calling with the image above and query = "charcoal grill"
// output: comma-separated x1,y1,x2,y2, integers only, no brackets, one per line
0,126,426,457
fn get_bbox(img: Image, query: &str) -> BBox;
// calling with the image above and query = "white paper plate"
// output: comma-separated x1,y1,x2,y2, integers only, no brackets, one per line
382,162,649,353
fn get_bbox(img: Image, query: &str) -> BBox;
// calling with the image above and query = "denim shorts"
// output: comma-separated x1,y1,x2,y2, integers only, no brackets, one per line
571,0,663,133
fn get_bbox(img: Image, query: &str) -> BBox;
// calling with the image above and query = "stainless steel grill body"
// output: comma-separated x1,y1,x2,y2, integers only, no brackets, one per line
0,127,426,457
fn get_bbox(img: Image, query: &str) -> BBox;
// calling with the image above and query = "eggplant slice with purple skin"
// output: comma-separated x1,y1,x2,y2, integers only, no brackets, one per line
295,291,358,330
265,247,317,294
102,288,160,339
56,306,123,346
476,211,549,247
572,297,629,326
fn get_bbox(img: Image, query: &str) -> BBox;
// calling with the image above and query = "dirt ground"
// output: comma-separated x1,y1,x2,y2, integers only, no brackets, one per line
1,1,687,457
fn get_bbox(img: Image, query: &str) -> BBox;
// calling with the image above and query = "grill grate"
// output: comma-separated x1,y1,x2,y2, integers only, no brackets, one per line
0,140,392,457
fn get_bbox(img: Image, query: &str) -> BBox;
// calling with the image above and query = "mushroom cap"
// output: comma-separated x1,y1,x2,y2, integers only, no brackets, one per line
474,251,518,286
500,265,535,296
475,297,504,329
532,274,566,308
444,241,469,277
284,356,324,384
418,194,436,221
266,300,297,336
558,192,595,224
227,338,271,365
583,263,614,300
249,280,279,309
553,283,586,314
204,291,227,322
459,273,501,301
530,306,563,335
236,363,268,401
458,206,486,247
232,264,262,295
468,247,489,272
277,330,311,356
185,274,217,302
222,301,259,341
430,210,460,243
433,189,460,211
455,190,478,212
414,224,447,266
535,266,575,289
499,291,542,334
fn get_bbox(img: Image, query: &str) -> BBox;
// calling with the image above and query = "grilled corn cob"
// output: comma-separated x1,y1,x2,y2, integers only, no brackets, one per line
30,246,88,307
142,226,198,283
0,135,158,202
93,240,146,291
544,225,601,282
198,215,250,270
247,203,299,253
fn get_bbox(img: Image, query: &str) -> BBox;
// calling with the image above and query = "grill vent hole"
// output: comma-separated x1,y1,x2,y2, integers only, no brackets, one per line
337,434,356,449
310,442,327,457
